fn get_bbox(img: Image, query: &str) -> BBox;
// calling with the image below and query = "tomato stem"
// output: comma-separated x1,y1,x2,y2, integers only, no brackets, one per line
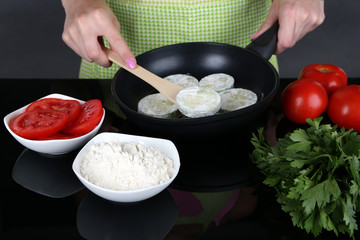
319,68,329,73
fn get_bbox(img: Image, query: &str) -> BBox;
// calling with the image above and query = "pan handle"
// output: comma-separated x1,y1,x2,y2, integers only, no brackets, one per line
245,22,279,60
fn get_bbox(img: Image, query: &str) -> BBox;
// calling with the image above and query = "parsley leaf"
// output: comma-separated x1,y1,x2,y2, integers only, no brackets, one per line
301,179,341,215
251,117,360,238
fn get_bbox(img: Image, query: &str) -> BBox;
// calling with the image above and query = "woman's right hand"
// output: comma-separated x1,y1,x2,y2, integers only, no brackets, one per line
61,0,136,69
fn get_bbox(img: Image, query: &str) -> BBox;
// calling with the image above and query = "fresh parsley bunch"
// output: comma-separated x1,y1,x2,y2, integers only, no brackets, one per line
251,117,360,239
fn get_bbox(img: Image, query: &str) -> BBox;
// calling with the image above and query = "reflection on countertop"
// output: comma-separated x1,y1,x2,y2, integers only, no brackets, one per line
2,79,360,240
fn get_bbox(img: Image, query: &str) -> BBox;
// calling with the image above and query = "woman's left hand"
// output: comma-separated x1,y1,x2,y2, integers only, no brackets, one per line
252,0,325,54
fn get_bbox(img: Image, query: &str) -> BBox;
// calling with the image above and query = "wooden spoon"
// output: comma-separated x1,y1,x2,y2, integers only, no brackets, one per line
103,48,184,104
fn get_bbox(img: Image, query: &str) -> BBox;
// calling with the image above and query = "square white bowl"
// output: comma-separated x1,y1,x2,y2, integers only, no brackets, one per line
3,93,105,155
72,132,180,202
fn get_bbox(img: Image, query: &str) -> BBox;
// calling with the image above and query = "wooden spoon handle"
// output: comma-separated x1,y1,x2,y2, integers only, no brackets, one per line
103,48,183,104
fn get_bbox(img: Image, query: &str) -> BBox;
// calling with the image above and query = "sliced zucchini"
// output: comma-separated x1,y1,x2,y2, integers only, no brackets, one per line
138,93,180,118
219,88,258,112
164,74,199,88
176,86,221,118
199,73,234,92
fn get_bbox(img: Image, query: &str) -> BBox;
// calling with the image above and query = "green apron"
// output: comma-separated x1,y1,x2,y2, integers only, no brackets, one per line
79,0,276,229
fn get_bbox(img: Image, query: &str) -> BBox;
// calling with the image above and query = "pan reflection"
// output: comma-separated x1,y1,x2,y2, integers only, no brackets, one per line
77,190,177,240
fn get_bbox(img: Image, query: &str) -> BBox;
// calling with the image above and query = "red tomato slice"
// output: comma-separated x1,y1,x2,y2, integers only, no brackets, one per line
9,109,69,140
36,132,77,140
62,99,103,136
26,98,82,124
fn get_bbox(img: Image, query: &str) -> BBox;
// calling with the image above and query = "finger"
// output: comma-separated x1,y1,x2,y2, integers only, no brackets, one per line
83,36,111,68
275,25,296,54
275,8,298,54
104,27,137,69
70,18,108,67
62,27,92,62
64,18,99,63
252,1,279,41
296,24,310,43
97,37,113,67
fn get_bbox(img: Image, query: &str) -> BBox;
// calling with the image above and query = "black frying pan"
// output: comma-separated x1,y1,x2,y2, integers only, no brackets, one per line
111,23,280,139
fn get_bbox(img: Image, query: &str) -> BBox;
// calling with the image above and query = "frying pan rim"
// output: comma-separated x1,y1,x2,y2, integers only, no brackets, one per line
111,41,279,125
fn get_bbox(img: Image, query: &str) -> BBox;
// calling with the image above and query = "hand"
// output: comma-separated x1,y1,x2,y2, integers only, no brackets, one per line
61,0,136,68
252,0,325,54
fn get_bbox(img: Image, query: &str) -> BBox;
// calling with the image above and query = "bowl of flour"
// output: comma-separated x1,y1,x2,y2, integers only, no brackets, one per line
72,132,180,202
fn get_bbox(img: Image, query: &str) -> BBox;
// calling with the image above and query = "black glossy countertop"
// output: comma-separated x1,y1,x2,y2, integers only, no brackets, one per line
1,79,359,240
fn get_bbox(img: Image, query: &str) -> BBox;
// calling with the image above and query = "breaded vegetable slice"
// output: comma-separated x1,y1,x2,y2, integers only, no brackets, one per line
138,93,180,118
164,74,199,89
199,73,234,92
219,88,258,112
176,86,221,118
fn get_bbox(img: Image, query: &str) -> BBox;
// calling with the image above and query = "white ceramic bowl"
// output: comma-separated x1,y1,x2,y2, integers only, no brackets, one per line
3,93,105,155
72,132,180,202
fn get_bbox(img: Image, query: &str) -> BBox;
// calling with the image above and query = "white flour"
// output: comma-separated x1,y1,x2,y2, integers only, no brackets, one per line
80,141,175,191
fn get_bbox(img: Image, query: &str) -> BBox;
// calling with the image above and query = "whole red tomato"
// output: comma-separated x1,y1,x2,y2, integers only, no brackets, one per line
281,78,328,123
327,85,360,132
299,64,347,95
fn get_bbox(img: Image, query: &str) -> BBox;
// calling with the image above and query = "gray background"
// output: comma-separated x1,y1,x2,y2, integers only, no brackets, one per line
1,0,360,79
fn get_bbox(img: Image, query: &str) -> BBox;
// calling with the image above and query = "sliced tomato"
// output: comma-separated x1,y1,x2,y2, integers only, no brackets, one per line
9,109,69,139
26,98,81,124
62,99,103,136
36,132,77,140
